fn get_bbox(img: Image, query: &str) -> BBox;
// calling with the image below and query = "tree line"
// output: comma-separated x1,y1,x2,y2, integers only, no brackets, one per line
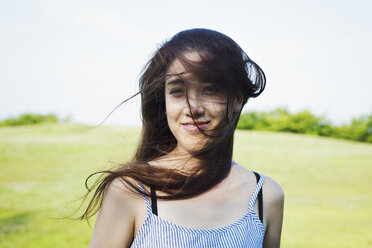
0,113,59,127
237,108,372,143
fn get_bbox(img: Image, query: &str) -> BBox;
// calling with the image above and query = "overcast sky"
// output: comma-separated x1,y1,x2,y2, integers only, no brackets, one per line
1,0,371,126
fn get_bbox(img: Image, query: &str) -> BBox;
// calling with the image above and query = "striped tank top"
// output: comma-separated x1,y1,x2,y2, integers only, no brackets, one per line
130,174,266,248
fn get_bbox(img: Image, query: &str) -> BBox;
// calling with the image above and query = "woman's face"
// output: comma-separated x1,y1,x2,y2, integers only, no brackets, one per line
165,52,228,154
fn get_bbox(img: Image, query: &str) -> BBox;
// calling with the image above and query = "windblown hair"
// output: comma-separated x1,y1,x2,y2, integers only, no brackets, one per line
80,28,265,220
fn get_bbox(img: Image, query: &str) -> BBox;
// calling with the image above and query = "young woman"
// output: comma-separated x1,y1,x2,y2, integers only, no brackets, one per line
82,28,284,247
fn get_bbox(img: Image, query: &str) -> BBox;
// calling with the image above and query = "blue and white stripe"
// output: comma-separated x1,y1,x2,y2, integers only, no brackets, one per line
130,175,266,248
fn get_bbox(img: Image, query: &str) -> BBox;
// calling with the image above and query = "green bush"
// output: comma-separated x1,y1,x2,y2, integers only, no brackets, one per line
237,111,265,130
238,108,372,143
0,113,59,127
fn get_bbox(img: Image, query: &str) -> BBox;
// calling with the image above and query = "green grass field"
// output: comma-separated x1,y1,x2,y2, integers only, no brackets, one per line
0,123,371,247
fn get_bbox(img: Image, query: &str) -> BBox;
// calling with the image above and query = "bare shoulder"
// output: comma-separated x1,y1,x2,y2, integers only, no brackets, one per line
107,177,143,202
89,177,142,248
262,176,284,247
231,164,284,206
263,176,284,205
100,177,145,221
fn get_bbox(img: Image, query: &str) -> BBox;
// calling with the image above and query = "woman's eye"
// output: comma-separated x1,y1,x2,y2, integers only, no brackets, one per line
169,88,184,96
203,87,220,95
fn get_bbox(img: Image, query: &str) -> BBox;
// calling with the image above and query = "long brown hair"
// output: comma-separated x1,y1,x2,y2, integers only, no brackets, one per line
79,28,265,220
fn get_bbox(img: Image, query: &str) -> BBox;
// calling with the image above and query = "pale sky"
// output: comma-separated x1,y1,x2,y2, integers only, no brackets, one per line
1,0,371,126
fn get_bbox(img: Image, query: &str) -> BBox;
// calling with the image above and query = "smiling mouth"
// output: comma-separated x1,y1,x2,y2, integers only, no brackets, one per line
182,121,210,132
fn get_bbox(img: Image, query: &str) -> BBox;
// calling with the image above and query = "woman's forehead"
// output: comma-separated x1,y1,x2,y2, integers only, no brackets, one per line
165,64,200,86
165,77,214,88
164,51,225,88
166,51,203,75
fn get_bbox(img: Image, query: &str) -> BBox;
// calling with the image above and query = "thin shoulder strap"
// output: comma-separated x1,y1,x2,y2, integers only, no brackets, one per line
142,161,158,215
137,182,152,215
150,185,158,215
250,172,265,223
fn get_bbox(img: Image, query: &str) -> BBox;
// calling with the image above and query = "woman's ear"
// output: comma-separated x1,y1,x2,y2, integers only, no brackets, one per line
234,96,244,112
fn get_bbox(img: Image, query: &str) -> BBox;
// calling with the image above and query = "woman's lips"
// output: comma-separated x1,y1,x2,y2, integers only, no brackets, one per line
182,122,210,132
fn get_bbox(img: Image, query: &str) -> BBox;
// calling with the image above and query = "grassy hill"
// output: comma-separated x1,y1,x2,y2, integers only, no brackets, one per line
0,123,371,247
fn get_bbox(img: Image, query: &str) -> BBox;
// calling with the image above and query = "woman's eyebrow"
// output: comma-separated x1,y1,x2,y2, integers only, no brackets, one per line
165,78,185,86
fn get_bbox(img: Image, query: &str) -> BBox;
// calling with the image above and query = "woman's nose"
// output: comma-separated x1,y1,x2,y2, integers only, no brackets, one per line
184,95,205,117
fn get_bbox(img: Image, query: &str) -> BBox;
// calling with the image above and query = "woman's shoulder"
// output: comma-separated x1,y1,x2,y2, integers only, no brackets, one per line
232,162,284,205
234,163,284,195
259,175,284,246
98,177,147,225
262,176,284,201
105,177,144,205
89,177,144,247
260,174,284,235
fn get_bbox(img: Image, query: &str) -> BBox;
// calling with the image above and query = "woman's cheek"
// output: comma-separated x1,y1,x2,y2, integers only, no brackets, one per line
208,102,226,117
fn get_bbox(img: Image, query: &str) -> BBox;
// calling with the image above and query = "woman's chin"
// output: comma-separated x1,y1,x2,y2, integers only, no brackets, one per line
173,139,210,155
